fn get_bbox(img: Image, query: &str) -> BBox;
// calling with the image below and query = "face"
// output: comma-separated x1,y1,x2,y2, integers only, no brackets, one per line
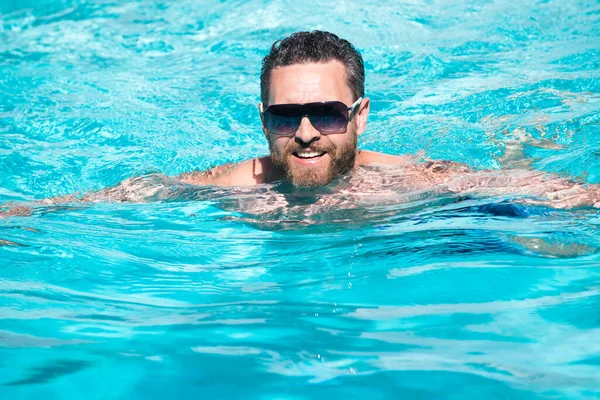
263,61,370,187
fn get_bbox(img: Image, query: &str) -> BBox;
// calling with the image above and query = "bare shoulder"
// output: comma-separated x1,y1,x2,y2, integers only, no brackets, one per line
358,150,416,166
359,151,472,172
177,156,276,186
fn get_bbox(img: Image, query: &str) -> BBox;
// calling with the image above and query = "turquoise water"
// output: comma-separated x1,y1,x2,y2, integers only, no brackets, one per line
2,0,600,398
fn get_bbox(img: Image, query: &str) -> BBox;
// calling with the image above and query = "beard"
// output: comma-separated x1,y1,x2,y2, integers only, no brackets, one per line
269,134,357,187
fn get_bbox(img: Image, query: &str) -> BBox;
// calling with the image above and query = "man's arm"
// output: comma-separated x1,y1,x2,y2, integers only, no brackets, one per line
363,151,599,208
438,168,600,209
1,174,180,218
0,157,272,218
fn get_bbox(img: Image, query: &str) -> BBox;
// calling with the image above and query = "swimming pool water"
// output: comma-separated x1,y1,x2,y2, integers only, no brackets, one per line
1,0,600,398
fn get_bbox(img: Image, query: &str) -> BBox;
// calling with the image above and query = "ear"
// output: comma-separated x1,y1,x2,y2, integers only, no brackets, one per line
355,97,370,136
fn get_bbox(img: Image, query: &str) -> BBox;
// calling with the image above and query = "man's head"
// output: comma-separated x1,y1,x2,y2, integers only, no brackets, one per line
259,31,370,187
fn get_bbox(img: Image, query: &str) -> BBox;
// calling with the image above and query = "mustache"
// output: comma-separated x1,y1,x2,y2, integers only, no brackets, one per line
285,140,335,154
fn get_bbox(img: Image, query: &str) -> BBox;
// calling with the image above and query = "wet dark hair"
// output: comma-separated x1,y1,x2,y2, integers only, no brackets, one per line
260,31,365,105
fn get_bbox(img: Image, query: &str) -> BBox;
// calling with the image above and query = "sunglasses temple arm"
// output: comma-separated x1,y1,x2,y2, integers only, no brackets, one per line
348,97,363,119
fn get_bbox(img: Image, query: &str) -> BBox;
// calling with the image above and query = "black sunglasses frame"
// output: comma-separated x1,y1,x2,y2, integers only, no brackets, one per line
259,97,363,136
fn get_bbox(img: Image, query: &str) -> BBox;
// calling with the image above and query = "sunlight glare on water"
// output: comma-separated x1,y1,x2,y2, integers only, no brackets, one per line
1,0,600,399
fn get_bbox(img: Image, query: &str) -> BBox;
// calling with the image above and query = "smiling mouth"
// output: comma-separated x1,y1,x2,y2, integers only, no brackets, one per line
293,151,326,159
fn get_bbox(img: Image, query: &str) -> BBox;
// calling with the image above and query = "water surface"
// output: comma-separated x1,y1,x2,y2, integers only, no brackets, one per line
1,0,600,398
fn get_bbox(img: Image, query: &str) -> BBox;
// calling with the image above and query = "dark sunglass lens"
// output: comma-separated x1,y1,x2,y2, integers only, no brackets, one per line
264,105,303,135
308,102,348,132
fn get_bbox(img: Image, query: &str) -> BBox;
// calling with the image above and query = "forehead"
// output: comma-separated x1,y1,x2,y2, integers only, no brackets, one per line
268,60,354,105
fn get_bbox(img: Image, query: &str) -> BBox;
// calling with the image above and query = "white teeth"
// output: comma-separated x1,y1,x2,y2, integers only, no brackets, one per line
296,151,324,158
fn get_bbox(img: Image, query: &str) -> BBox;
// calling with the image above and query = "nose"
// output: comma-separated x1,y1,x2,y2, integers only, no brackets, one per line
294,116,321,147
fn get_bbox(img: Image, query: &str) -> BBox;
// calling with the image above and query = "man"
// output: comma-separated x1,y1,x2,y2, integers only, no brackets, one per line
1,30,599,216
172,30,598,209
178,30,402,188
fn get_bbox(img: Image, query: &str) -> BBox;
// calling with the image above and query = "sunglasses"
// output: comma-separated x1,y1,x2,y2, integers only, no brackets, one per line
259,97,363,136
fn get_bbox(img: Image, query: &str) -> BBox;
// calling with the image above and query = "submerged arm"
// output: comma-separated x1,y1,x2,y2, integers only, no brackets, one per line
1,157,269,218
440,168,600,209
0,174,181,218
